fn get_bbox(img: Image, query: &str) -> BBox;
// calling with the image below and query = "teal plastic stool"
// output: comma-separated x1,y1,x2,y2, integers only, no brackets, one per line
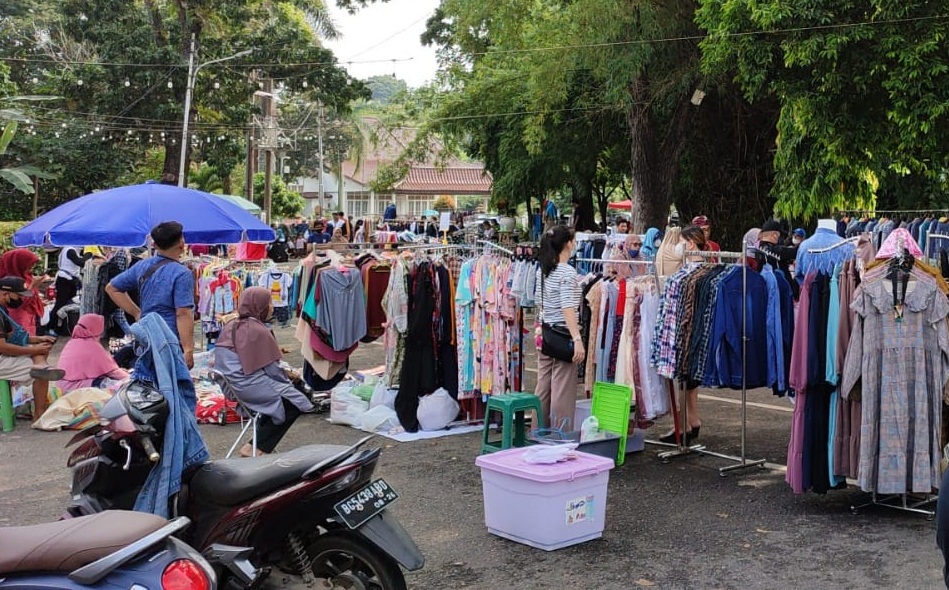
0,380,14,432
481,392,544,454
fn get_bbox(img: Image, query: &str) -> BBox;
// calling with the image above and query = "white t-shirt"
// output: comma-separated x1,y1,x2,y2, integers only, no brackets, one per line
259,271,293,308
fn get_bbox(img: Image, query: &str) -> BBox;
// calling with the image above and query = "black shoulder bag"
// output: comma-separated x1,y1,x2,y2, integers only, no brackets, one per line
540,271,576,362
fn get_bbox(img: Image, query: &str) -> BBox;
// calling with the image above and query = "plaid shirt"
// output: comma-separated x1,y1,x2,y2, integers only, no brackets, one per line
650,265,694,378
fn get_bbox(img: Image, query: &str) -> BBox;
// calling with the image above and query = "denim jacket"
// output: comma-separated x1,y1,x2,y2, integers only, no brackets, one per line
132,313,209,518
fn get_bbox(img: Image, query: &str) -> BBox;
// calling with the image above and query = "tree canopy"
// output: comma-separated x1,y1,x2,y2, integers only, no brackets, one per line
697,1,949,219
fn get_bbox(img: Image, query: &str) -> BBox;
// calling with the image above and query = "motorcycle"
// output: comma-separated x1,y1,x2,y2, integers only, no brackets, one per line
0,511,216,589
66,380,424,589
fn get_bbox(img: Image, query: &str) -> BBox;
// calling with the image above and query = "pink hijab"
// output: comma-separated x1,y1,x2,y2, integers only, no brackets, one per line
215,286,281,374
58,314,122,381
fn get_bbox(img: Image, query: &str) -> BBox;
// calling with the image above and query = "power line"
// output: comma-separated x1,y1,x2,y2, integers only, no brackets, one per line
0,55,417,69
2,13,945,70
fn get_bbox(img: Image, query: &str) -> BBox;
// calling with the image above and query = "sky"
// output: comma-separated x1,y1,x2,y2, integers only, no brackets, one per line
324,0,442,88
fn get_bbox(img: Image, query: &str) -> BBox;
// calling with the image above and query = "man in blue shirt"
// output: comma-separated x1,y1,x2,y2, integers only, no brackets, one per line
106,221,196,368
307,221,331,250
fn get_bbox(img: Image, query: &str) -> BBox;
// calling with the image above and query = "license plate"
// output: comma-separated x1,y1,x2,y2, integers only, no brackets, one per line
333,479,399,529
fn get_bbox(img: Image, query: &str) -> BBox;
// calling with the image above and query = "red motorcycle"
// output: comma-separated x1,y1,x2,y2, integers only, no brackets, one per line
66,381,423,590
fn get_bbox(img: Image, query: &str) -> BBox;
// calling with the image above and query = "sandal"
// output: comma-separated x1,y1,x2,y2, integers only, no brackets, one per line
30,366,65,381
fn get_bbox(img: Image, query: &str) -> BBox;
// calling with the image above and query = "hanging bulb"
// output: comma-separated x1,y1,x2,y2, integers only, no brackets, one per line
94,126,100,132
167,81,173,89
302,80,308,88
124,79,130,87
55,132,60,138
77,79,83,86
213,82,220,89
127,130,133,135
31,77,38,84
61,122,67,128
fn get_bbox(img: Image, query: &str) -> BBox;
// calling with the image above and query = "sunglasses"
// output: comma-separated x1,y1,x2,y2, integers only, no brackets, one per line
630,242,643,247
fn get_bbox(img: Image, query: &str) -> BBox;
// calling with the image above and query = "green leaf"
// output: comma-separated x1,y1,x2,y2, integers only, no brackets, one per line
0,121,17,154
0,168,36,194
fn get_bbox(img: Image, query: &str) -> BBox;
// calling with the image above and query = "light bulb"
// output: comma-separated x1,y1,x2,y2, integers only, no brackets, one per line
94,126,100,132
214,82,220,89
77,79,83,86
31,77,38,84
302,81,308,88
167,81,173,89
125,79,130,87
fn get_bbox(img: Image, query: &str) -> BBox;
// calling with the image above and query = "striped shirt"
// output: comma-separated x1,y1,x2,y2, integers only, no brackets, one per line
535,263,581,325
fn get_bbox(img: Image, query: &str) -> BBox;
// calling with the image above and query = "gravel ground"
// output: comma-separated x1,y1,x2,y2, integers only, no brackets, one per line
0,323,945,589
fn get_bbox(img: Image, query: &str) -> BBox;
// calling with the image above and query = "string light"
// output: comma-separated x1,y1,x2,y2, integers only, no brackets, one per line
214,82,220,89
77,79,83,86
124,79,130,87
167,81,173,89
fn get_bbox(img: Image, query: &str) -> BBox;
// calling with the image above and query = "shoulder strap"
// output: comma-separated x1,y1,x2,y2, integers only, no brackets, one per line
139,257,177,289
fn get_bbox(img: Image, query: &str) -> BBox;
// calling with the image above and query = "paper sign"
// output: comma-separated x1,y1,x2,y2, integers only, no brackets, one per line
565,495,594,525
439,211,451,232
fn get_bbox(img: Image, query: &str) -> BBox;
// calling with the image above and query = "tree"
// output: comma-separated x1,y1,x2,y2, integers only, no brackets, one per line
697,0,949,219
252,172,304,219
365,75,409,104
0,0,367,196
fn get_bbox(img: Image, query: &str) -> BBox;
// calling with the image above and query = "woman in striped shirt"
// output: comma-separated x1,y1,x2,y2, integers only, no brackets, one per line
535,226,584,431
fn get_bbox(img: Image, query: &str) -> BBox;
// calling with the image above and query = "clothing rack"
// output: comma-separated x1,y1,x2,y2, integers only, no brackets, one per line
650,245,768,476
478,240,515,256
807,235,861,254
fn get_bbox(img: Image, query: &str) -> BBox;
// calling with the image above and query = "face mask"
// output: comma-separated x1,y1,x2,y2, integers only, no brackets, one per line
792,238,802,245
6,297,23,309
627,249,640,258
673,243,685,258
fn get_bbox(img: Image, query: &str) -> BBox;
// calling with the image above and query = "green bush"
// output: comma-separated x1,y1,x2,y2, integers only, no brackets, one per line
0,221,27,252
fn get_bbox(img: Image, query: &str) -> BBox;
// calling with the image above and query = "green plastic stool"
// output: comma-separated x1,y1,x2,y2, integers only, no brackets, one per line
480,393,544,454
0,380,14,432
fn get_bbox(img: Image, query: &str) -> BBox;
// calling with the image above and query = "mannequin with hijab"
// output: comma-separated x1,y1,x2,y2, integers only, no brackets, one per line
658,225,708,445
214,286,313,457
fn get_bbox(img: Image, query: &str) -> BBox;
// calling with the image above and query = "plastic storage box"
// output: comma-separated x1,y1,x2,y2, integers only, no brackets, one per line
475,447,615,550
528,430,622,461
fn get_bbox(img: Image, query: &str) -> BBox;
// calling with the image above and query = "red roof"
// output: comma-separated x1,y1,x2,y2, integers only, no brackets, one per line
393,166,492,195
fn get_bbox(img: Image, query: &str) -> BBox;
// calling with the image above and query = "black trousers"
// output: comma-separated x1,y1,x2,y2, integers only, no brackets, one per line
47,276,79,332
254,398,303,453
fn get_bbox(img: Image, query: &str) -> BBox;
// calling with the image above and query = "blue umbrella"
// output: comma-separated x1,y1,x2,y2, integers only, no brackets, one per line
14,182,276,247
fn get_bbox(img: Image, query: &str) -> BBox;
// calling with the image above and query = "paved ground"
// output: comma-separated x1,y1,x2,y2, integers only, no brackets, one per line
1,322,945,589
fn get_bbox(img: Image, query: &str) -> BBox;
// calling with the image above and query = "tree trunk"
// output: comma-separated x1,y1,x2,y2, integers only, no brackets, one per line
627,72,693,233
570,179,596,231
161,136,181,185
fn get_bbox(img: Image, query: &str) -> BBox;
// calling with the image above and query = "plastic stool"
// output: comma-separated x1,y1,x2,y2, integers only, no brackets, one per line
481,393,544,454
0,380,14,432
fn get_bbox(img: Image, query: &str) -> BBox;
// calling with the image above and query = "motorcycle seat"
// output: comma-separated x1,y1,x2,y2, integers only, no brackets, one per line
0,510,168,575
191,444,348,506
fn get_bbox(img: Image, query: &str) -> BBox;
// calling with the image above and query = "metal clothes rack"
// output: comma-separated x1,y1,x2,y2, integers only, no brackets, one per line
478,240,515,256
807,235,861,254
648,246,768,476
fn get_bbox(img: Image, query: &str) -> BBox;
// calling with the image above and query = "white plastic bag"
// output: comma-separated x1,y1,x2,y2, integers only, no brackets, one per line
369,380,397,410
329,387,369,426
359,405,401,434
522,443,579,464
416,388,460,431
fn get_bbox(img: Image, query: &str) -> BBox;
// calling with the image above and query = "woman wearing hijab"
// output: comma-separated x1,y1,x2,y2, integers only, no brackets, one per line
640,227,663,259
0,249,46,336
57,314,129,392
214,286,313,457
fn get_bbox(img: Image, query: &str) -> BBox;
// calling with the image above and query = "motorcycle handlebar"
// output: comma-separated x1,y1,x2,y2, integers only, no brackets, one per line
139,434,161,463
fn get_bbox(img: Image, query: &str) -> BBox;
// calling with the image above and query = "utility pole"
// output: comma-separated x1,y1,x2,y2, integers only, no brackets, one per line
317,101,325,218
261,78,276,224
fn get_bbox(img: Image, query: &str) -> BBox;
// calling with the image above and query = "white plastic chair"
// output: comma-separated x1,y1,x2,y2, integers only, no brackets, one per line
211,369,261,458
